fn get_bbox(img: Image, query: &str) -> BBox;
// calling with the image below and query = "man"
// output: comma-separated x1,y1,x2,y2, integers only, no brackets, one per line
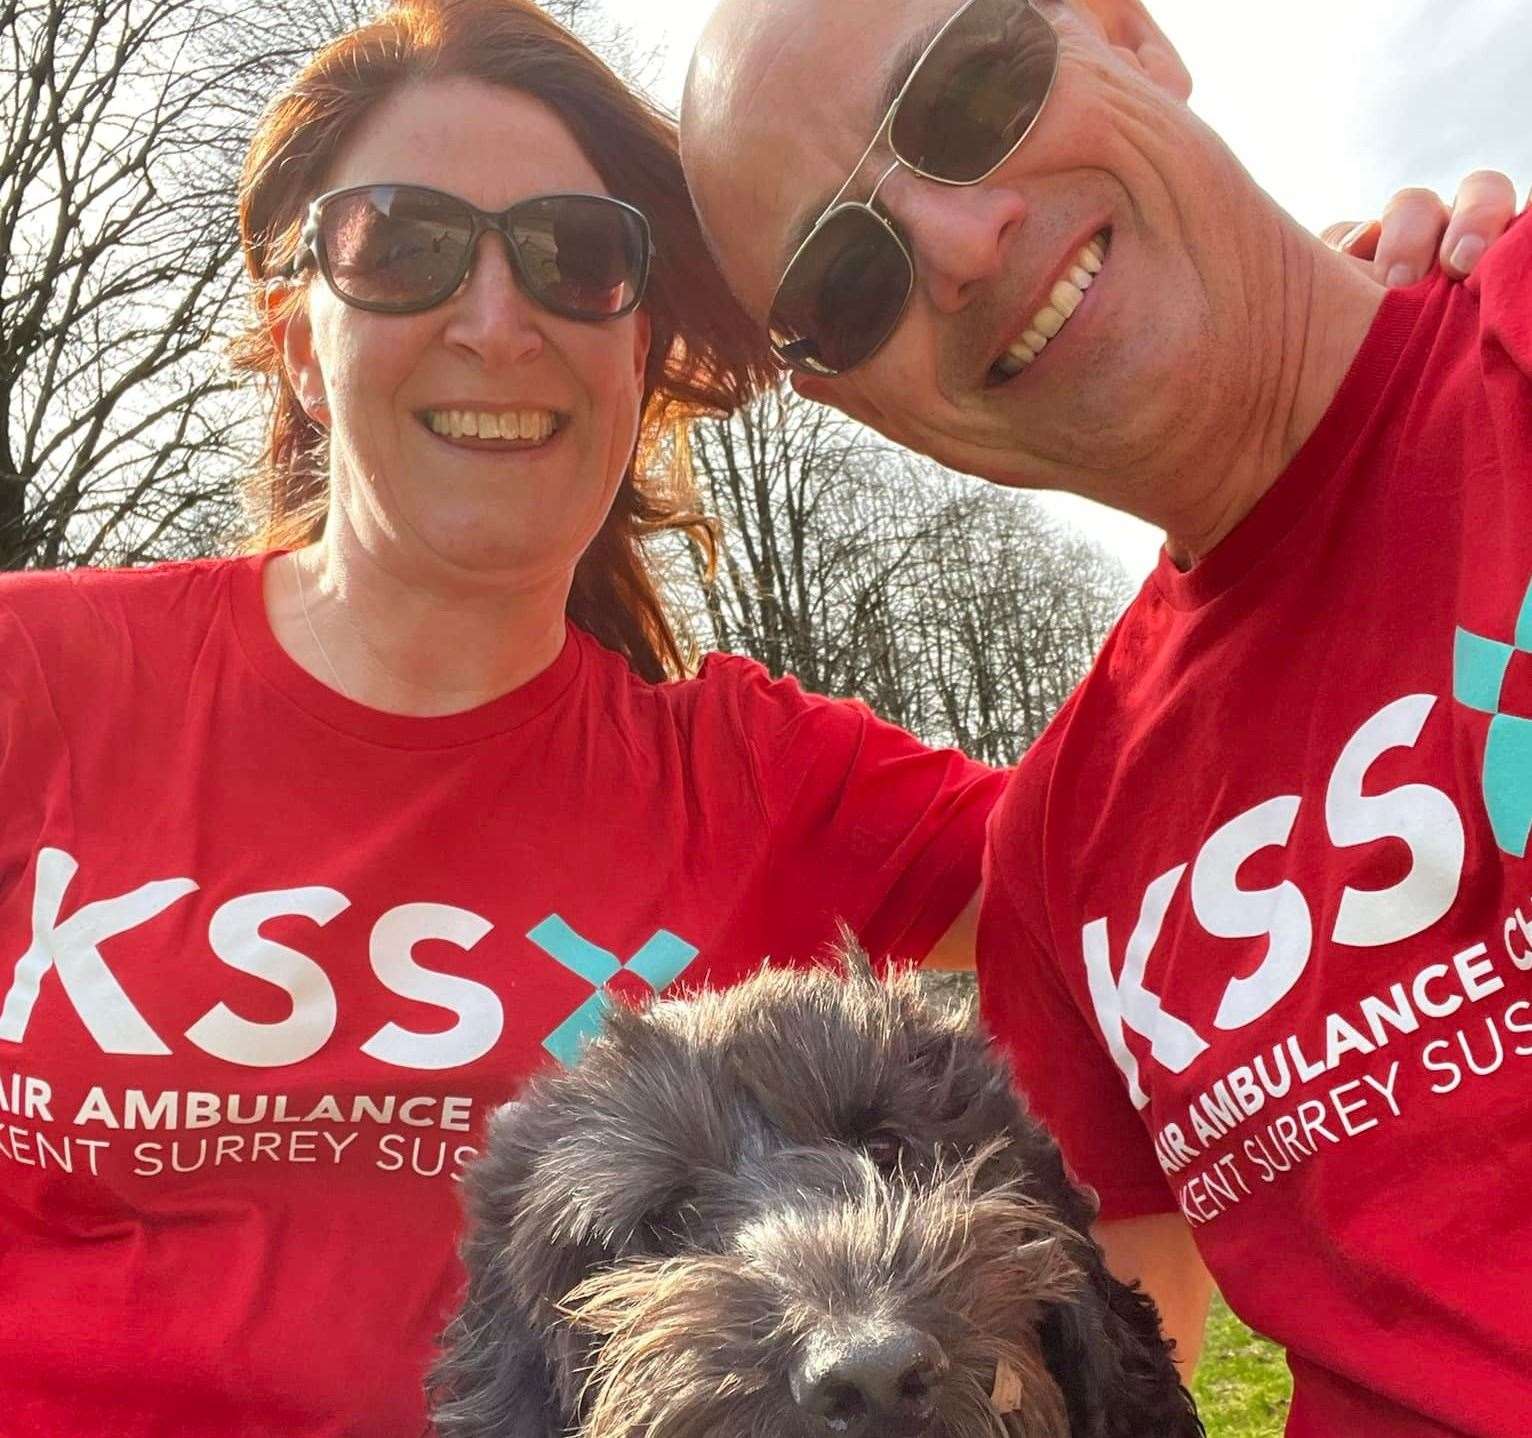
680,1,1530,1433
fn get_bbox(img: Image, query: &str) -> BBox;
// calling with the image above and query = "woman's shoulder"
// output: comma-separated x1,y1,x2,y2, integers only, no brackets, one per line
0,555,255,664
0,553,251,613
604,642,868,735
570,637,873,769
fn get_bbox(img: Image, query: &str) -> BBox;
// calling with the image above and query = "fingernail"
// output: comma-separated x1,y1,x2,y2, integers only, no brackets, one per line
1448,234,1485,274
1385,263,1418,288
1337,221,1371,251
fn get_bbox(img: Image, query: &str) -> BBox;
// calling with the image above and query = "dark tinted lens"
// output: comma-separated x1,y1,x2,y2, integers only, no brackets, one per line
320,187,471,309
890,0,1059,182
769,206,912,375
511,196,647,318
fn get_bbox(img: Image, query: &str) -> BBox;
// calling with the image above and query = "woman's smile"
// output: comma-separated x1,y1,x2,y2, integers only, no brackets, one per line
417,404,565,450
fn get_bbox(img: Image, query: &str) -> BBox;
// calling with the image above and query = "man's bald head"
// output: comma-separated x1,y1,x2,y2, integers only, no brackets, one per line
682,0,950,320
681,0,1193,320
679,0,1316,526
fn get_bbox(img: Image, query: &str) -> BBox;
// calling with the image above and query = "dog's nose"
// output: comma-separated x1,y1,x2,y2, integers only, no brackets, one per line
791,1324,949,1437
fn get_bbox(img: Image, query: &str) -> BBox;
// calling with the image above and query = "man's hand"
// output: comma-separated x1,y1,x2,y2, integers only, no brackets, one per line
1323,170,1521,285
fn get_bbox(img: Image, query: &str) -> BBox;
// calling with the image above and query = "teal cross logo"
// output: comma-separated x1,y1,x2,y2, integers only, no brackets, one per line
1454,576,1532,858
528,915,699,1066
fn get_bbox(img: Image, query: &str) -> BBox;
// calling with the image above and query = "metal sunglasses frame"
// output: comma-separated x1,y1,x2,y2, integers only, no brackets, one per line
768,0,1061,375
289,183,654,321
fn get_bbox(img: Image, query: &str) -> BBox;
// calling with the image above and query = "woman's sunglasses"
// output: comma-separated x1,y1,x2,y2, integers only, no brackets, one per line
768,0,1060,377
288,184,652,321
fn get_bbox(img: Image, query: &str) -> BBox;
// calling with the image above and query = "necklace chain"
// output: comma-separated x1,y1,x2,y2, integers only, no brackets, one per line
295,557,350,699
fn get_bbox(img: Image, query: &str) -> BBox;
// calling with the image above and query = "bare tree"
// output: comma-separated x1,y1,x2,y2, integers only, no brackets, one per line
673,390,1131,764
0,0,668,571
538,0,660,86
1,0,254,567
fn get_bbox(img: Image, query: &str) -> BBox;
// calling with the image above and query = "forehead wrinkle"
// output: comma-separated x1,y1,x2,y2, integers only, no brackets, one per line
878,13,949,119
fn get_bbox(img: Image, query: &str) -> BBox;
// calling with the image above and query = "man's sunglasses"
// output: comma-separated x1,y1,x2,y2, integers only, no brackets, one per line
288,184,652,321
768,0,1060,377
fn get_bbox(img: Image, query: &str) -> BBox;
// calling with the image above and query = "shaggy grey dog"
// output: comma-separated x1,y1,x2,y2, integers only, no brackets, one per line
433,956,1203,1438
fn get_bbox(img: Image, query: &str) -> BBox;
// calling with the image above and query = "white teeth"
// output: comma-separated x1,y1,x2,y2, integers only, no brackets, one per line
1033,305,1066,338
1049,279,1083,318
991,232,1110,381
422,408,558,443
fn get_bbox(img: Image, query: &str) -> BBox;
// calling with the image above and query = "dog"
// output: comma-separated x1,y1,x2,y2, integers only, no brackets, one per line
432,953,1204,1437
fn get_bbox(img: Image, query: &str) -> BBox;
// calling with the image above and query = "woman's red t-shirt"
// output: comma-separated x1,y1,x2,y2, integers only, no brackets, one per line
0,552,1001,1436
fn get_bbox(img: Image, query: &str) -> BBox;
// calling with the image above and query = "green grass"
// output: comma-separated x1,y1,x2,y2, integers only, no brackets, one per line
1191,1296,1292,1436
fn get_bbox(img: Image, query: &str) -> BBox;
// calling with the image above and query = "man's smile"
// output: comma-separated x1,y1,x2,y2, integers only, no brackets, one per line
986,229,1110,386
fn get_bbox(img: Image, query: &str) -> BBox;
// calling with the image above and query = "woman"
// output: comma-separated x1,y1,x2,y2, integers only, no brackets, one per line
0,3,998,1434
0,0,1502,1432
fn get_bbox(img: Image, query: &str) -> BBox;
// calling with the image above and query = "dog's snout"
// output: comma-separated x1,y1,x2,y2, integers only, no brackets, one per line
791,1324,949,1437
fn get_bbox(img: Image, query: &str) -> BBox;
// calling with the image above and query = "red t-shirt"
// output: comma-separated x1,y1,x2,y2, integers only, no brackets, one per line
0,552,1001,1437
980,213,1532,1437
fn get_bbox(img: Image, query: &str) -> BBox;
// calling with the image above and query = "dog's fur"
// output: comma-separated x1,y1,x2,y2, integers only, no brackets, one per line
433,956,1203,1437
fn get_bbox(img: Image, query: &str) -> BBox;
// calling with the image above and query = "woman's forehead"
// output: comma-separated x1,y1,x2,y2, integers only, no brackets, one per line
326,78,610,205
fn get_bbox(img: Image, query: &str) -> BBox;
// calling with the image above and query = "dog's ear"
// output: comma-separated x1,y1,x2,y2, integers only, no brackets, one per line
432,1108,563,1433
435,1096,600,1433
431,1290,562,1438
1037,1256,1205,1437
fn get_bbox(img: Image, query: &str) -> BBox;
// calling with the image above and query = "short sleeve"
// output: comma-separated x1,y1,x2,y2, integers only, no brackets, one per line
1477,206,1532,378
719,657,1005,965
977,747,1176,1221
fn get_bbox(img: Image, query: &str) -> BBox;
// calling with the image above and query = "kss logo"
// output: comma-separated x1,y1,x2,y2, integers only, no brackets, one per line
1454,577,1532,857
528,915,699,1065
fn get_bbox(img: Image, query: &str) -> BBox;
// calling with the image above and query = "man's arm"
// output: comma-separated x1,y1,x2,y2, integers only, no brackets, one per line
923,899,1214,1380
1095,1212,1215,1378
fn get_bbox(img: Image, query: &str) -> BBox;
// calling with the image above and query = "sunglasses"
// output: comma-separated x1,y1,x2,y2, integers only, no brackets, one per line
288,184,653,321
768,0,1060,377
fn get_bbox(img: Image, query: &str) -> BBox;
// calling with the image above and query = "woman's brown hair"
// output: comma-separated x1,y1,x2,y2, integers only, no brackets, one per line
232,0,775,681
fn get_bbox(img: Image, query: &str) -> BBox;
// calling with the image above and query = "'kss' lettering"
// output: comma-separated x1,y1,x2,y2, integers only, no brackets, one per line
1082,693,1465,1105
360,903,502,1071
1,848,693,1072
0,847,194,1054
185,888,351,1067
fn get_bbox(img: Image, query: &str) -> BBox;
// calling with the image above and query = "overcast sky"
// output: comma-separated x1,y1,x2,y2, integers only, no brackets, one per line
601,0,1532,579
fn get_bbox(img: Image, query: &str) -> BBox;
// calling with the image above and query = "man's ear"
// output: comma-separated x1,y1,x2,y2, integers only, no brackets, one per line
1069,0,1192,102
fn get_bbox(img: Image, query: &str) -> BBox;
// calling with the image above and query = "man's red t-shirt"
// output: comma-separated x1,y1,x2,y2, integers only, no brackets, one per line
0,552,1002,1437
981,214,1532,1436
